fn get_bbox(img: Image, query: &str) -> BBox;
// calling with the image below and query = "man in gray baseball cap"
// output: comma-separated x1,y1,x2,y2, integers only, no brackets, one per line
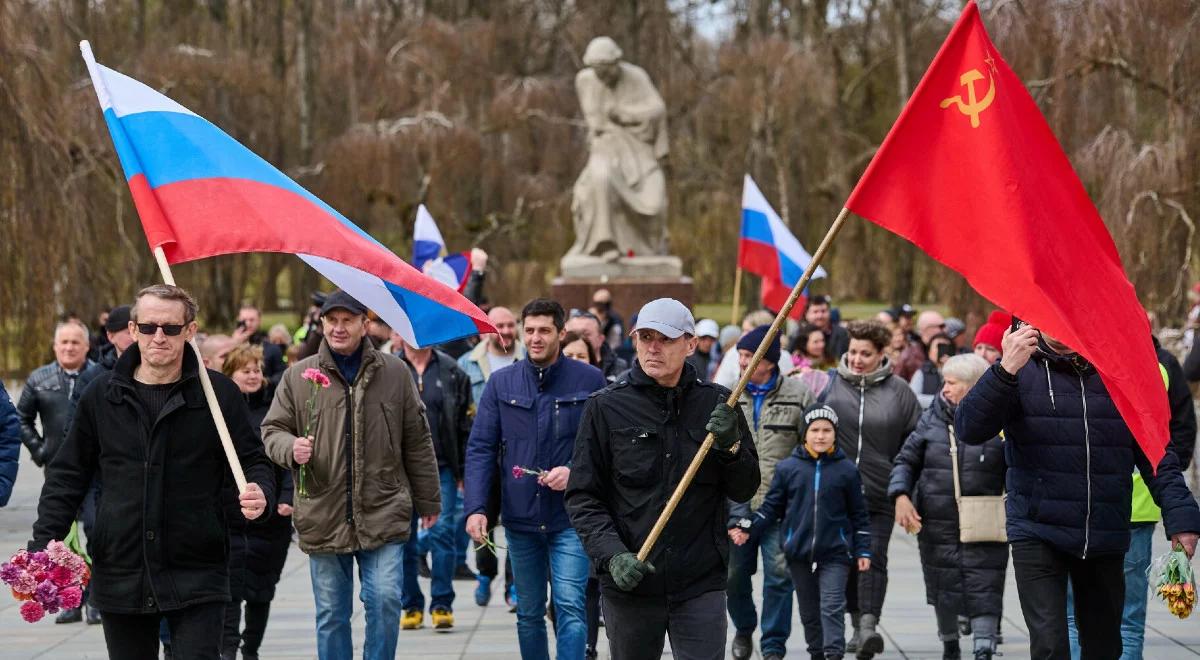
567,298,759,659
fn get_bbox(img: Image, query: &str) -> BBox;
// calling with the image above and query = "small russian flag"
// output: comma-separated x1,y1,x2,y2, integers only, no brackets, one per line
738,174,827,287
412,205,471,292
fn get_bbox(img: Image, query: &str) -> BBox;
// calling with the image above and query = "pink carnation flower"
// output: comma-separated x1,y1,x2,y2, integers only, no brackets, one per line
34,581,58,607
58,586,83,610
19,601,44,623
302,368,332,388
48,566,74,588
12,573,36,595
512,465,523,480
9,551,28,568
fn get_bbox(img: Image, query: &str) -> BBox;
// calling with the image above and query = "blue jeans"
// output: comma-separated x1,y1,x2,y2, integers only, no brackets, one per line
455,484,470,566
309,541,404,660
507,527,590,660
727,521,793,655
1066,523,1155,660
402,467,457,611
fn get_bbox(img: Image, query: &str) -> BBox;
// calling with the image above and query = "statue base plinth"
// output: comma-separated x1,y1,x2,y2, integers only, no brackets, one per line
551,275,694,319
559,254,682,279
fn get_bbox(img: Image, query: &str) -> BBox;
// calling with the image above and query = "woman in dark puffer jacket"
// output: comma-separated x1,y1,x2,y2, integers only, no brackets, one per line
889,354,1006,660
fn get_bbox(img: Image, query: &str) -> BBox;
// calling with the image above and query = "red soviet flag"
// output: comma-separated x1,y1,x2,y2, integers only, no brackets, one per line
845,1,1167,466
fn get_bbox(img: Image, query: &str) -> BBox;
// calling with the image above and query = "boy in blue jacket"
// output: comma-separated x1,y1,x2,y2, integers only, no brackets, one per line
750,405,871,660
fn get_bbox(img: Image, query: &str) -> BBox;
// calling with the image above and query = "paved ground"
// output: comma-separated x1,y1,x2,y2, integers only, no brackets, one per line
1,452,1198,659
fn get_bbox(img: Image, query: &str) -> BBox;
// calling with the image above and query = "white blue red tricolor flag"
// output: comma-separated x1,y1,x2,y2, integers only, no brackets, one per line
81,42,494,347
738,174,826,287
412,204,471,292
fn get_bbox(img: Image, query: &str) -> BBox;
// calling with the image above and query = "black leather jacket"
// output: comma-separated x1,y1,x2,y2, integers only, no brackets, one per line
18,360,92,466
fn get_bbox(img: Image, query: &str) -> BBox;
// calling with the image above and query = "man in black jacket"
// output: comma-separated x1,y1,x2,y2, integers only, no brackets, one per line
17,319,93,467
956,324,1200,659
30,284,275,660
397,340,473,630
566,298,760,660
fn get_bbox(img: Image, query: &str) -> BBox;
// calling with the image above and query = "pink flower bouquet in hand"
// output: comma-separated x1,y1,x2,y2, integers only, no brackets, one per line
512,465,548,479
298,368,332,498
1,541,90,623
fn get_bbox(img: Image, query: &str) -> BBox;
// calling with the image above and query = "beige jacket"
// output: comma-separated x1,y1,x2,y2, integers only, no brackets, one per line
263,339,441,554
736,374,814,511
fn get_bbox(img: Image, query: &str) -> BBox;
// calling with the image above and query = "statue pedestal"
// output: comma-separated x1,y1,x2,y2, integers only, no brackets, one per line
559,254,683,279
551,275,695,320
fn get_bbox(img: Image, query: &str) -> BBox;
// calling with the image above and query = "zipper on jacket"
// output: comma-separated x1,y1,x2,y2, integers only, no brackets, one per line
855,383,865,465
811,457,822,571
1080,375,1090,559
1044,361,1056,411
344,383,356,526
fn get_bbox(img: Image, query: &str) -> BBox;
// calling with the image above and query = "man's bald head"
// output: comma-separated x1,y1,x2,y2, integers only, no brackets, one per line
916,311,946,344
487,306,518,352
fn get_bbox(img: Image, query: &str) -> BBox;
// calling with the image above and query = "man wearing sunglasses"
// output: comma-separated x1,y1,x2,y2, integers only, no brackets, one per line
29,284,276,660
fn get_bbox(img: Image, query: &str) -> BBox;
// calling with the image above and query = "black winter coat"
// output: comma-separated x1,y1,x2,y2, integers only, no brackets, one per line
889,396,1007,616
30,345,276,614
753,446,871,566
819,357,922,514
566,361,760,602
1155,338,1196,468
400,350,473,477
18,360,93,466
956,353,1200,558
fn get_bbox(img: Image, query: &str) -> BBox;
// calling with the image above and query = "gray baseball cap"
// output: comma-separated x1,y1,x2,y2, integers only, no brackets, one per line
630,298,695,339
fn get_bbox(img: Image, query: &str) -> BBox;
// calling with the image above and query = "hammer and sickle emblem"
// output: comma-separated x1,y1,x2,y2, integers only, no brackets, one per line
940,69,995,128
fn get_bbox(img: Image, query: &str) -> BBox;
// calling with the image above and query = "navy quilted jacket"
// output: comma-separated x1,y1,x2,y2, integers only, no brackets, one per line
955,352,1200,558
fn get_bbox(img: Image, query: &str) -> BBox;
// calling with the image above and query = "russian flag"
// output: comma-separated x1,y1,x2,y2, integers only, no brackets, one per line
739,174,827,286
412,204,471,292
81,43,493,347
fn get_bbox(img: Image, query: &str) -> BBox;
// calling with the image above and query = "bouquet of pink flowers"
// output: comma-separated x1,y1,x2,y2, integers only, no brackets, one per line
1,541,91,623
298,367,332,498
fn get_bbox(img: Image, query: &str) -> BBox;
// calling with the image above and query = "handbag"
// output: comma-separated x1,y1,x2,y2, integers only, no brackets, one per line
948,424,1007,543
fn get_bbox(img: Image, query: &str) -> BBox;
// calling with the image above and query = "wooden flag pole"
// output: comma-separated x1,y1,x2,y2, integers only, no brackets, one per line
730,266,744,326
153,249,249,494
636,207,851,563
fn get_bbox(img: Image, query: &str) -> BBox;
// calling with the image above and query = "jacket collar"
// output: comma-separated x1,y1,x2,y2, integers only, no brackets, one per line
628,359,699,393
836,354,893,388
467,340,525,378
1034,340,1094,376
794,444,846,463
317,337,381,386
106,343,203,409
521,354,568,391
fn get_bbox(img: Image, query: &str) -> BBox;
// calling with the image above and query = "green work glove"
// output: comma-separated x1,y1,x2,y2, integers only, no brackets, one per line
706,403,739,450
608,552,656,592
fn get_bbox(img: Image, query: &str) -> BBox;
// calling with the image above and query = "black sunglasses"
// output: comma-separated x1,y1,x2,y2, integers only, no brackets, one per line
136,322,186,336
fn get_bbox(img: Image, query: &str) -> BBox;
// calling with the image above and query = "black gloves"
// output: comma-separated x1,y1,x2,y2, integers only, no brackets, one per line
705,403,739,451
608,552,656,591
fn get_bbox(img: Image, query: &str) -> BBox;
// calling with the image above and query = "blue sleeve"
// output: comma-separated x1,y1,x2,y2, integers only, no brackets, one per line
847,468,872,558
463,375,501,518
0,389,20,507
955,363,1020,445
752,461,789,533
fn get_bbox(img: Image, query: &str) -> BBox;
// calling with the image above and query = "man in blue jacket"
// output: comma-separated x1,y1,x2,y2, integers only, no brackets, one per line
956,323,1200,660
464,298,606,660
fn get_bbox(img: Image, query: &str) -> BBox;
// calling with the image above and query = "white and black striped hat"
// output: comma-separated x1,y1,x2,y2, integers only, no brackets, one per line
802,404,839,431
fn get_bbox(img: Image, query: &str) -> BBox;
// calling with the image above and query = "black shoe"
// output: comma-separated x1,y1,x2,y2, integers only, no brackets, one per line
453,563,476,581
731,632,752,660
242,653,260,660
418,556,431,578
85,606,102,625
55,607,82,624
973,651,992,660
943,639,961,660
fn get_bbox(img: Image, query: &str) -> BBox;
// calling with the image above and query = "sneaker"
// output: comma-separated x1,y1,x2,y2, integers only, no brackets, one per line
506,584,518,613
453,564,476,581
475,576,493,607
731,632,752,660
400,609,424,630
431,607,454,630
55,607,82,624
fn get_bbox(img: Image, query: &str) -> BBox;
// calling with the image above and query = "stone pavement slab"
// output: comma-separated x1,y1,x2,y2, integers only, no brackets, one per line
0,443,1197,658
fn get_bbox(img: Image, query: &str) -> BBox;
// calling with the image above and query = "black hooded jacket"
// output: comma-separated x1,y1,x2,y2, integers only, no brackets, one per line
566,360,759,602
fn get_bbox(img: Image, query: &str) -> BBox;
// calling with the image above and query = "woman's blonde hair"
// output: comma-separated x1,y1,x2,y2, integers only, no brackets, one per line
221,344,264,378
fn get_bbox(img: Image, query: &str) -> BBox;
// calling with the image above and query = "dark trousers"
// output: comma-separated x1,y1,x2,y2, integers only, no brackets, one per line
100,602,225,660
846,510,893,618
240,601,272,654
585,577,601,655
601,588,727,660
790,560,851,658
1010,540,1124,660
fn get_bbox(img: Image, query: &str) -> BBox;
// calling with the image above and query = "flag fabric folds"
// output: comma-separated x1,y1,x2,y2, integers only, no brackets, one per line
739,175,827,287
844,2,1167,466
412,204,471,292
82,45,494,347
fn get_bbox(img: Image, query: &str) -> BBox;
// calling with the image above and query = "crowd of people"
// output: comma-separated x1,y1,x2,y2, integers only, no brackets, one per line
1,269,1199,660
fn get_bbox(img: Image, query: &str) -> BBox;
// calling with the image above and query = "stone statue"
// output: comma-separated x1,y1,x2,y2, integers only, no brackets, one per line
562,37,678,278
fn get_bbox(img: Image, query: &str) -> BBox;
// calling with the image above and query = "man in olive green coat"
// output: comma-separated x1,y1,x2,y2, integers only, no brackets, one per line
724,325,814,660
262,291,441,660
